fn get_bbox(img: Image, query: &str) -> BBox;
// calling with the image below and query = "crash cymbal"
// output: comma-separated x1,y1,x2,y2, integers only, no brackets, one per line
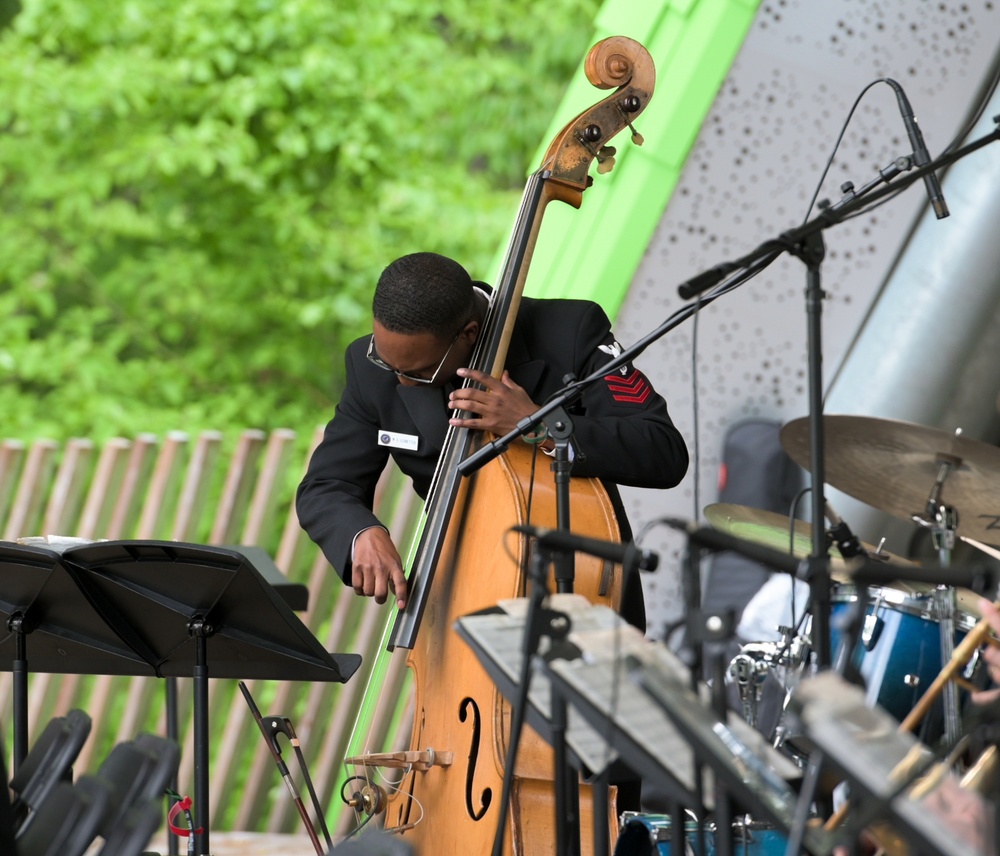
780,415,1000,543
704,503,992,611
703,502,912,585
705,502,827,558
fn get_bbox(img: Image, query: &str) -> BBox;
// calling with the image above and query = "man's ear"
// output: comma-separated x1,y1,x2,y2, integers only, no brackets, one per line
462,319,480,344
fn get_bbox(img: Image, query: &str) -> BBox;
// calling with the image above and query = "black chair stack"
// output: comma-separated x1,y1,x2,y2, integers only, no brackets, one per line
2,710,180,856
8,708,93,835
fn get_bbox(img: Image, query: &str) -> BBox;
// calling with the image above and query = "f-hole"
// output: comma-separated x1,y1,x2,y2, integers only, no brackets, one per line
459,697,493,820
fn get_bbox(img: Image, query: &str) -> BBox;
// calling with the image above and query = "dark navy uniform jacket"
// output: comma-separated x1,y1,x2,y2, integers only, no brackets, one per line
296,295,689,630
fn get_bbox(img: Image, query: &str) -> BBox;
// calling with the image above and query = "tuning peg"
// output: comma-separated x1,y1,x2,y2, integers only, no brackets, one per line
596,145,616,174
617,96,645,146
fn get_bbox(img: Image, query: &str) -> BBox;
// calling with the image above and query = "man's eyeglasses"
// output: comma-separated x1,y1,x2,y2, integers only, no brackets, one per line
366,329,462,384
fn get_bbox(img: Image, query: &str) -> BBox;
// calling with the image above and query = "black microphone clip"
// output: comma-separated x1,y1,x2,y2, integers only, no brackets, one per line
824,502,866,559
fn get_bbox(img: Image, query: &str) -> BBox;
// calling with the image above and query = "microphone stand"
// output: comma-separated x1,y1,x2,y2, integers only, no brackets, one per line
535,412,584,856
675,541,710,856
784,581,870,856
547,402,578,592
488,544,579,856
675,120,1000,675
461,115,1000,855
468,117,1000,683
462,118,1000,496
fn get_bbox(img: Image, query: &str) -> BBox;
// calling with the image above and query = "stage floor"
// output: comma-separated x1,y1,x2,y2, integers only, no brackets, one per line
151,831,318,855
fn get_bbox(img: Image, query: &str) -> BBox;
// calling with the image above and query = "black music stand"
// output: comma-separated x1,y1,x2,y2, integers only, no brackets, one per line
1,539,361,856
789,672,997,856
0,541,156,770
59,540,361,856
539,613,817,856
632,657,836,856
454,594,627,856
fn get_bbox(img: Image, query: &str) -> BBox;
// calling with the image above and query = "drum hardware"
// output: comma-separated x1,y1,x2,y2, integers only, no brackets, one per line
861,590,886,649
896,599,1000,734
829,584,981,741
912,451,961,558
782,623,812,674
614,812,790,856
780,415,1000,749
934,586,962,745
906,454,965,745
728,647,770,730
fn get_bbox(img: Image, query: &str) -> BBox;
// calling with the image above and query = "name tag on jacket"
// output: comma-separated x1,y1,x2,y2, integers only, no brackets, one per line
377,430,419,451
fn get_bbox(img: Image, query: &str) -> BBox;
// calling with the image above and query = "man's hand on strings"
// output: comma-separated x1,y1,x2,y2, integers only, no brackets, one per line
352,527,408,609
447,368,541,438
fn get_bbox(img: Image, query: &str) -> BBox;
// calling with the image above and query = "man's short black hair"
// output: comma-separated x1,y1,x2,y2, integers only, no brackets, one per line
373,252,478,337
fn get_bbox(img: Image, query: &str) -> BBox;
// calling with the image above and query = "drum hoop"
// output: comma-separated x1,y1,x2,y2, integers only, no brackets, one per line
831,584,977,630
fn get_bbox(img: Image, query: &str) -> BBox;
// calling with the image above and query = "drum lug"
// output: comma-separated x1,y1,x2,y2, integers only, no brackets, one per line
903,674,921,688
861,612,884,651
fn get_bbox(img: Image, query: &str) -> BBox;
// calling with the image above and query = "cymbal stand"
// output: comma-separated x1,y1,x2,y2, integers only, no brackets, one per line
913,455,962,746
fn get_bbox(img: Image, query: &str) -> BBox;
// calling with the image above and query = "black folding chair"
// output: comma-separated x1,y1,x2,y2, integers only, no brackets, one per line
9,709,92,835
92,735,179,842
15,776,112,856
94,800,165,856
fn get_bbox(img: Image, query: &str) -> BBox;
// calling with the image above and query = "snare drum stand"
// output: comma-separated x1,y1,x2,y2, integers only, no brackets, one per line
913,455,962,747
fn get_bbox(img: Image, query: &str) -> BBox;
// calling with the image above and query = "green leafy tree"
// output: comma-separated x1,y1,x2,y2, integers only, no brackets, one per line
0,0,599,443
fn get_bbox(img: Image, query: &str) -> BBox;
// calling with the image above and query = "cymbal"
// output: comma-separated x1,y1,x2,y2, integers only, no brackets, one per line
705,502,830,559
703,502,911,584
780,415,1000,543
704,502,989,615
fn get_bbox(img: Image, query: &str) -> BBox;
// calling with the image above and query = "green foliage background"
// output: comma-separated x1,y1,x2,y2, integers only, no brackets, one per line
0,0,601,445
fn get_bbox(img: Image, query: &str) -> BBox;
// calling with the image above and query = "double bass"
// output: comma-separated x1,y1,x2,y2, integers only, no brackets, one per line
344,36,656,856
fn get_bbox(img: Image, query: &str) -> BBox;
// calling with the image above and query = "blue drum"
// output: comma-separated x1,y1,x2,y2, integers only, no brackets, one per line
614,813,787,856
829,585,976,735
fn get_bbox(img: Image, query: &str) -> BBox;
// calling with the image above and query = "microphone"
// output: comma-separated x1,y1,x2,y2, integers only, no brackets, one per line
659,518,804,577
849,560,999,592
512,525,659,571
886,78,949,219
824,502,866,559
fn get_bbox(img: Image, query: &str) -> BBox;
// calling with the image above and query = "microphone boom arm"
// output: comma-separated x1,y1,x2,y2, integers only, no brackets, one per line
677,115,1000,301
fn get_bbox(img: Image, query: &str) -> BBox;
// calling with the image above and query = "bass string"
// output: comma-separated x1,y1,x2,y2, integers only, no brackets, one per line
340,602,405,771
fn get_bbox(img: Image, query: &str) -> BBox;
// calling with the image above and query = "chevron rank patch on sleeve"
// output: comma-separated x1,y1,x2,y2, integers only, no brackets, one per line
604,368,652,404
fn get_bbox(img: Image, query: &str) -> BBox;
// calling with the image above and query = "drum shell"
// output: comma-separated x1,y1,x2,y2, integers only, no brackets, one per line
613,813,787,856
829,585,980,741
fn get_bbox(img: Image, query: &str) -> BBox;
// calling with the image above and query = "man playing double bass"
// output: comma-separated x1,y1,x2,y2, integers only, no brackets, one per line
296,251,689,633
298,251,688,833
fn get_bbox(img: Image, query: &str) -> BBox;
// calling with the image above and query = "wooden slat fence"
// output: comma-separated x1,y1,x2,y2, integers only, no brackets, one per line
0,428,423,837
